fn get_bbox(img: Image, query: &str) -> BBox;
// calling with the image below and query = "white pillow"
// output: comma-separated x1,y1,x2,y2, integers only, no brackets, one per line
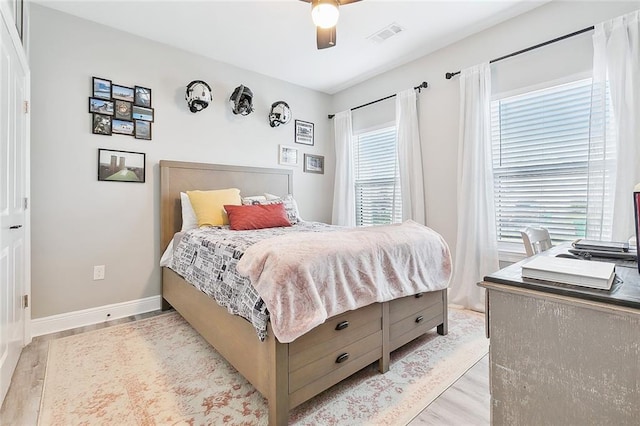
180,192,198,231
241,195,268,205
264,193,302,223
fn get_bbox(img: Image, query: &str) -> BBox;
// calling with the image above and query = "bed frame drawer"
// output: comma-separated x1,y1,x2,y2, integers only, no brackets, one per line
389,303,443,351
288,330,383,394
389,291,442,324
289,303,382,356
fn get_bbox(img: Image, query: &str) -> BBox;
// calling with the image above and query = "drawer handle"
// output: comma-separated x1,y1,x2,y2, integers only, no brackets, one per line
9,225,22,229
415,315,424,323
335,353,350,363
335,321,349,331
414,293,424,298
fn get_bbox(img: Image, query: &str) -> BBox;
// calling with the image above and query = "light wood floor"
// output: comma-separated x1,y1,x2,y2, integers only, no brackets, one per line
0,312,490,425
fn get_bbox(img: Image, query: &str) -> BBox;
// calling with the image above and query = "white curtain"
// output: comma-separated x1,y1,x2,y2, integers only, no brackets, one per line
449,63,499,312
588,10,640,241
396,88,426,224
332,110,356,226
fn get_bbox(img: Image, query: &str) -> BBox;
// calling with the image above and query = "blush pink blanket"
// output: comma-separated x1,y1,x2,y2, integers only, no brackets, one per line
235,220,452,343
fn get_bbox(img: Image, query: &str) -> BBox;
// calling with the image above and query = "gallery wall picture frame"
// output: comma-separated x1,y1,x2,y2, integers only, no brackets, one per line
134,120,152,140
295,119,314,146
111,84,135,102
134,86,152,107
92,114,112,136
278,144,299,166
93,77,112,99
303,154,324,174
89,97,114,115
112,119,134,136
114,100,133,121
132,105,154,122
98,148,146,183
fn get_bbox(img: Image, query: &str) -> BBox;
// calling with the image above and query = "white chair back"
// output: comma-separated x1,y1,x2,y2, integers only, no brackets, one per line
521,226,553,257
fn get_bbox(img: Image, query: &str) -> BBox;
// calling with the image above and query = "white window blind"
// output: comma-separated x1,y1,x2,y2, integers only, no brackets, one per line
354,126,401,226
491,78,611,243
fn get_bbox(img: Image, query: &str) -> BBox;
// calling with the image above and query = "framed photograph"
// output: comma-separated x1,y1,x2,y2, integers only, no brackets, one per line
132,105,154,122
134,86,152,107
278,145,298,166
89,97,114,115
92,77,112,100
112,119,134,136
92,114,112,136
304,154,324,174
295,119,314,146
114,100,132,121
134,120,152,140
98,149,145,183
111,84,135,102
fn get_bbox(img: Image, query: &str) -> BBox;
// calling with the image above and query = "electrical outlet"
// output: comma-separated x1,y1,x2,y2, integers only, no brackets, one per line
93,265,105,280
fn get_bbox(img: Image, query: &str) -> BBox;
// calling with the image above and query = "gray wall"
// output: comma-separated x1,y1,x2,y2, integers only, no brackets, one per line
331,1,640,265
29,5,334,318
30,1,639,320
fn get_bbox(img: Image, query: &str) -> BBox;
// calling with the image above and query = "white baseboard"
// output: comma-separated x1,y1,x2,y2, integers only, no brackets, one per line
31,295,163,337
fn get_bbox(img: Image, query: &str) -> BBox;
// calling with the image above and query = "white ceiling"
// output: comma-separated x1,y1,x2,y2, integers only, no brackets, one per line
36,0,548,94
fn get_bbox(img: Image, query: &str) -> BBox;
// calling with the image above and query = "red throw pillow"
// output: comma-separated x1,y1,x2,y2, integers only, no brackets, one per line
224,203,292,231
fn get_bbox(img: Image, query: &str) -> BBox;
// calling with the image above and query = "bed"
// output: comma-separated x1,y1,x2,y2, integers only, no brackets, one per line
160,160,450,425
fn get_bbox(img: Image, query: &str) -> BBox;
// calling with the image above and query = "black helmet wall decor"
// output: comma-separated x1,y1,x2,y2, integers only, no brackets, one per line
229,84,254,116
185,80,212,113
268,101,291,127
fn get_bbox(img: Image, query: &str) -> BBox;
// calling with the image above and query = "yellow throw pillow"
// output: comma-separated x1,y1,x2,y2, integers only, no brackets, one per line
186,188,241,227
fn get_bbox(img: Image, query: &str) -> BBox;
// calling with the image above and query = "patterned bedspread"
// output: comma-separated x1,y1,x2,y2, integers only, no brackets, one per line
169,222,340,340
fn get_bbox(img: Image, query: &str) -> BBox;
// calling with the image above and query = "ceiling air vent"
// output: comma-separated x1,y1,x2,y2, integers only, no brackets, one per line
367,22,404,43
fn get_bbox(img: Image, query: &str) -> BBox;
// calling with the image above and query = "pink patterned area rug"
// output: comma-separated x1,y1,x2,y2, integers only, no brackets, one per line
38,308,487,425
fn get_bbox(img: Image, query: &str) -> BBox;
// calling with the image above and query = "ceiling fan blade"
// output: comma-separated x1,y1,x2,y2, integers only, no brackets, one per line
317,26,337,49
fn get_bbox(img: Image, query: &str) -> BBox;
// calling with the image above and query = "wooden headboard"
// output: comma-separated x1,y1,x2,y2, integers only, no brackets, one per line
160,160,293,248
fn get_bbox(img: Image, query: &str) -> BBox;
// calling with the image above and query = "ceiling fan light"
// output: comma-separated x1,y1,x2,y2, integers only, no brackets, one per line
311,0,339,29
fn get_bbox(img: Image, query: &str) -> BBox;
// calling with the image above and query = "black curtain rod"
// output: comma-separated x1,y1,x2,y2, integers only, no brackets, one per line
444,25,595,80
328,81,428,119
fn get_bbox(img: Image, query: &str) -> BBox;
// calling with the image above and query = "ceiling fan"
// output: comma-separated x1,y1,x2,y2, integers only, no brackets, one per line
299,0,362,50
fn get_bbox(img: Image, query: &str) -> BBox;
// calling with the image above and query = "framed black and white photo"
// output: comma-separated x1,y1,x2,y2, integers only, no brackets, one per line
304,154,324,174
295,120,314,146
114,100,132,121
98,149,145,183
111,84,135,102
134,120,152,140
112,119,134,136
134,86,152,107
92,114,112,136
89,97,114,115
92,77,112,100
278,145,298,166
132,105,154,122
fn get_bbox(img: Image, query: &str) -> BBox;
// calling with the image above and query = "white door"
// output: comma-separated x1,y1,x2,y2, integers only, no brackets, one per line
0,8,29,404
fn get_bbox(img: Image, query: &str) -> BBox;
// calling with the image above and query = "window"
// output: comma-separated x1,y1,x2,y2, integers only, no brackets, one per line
491,78,612,244
354,126,401,226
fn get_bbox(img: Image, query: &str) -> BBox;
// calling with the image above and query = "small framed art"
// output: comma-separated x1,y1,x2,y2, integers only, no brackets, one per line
98,149,145,183
132,105,154,122
112,119,134,136
111,84,135,102
134,86,152,107
304,154,324,174
278,145,298,166
92,114,112,136
295,119,314,146
92,77,112,99
114,100,132,120
135,120,151,140
89,97,114,115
